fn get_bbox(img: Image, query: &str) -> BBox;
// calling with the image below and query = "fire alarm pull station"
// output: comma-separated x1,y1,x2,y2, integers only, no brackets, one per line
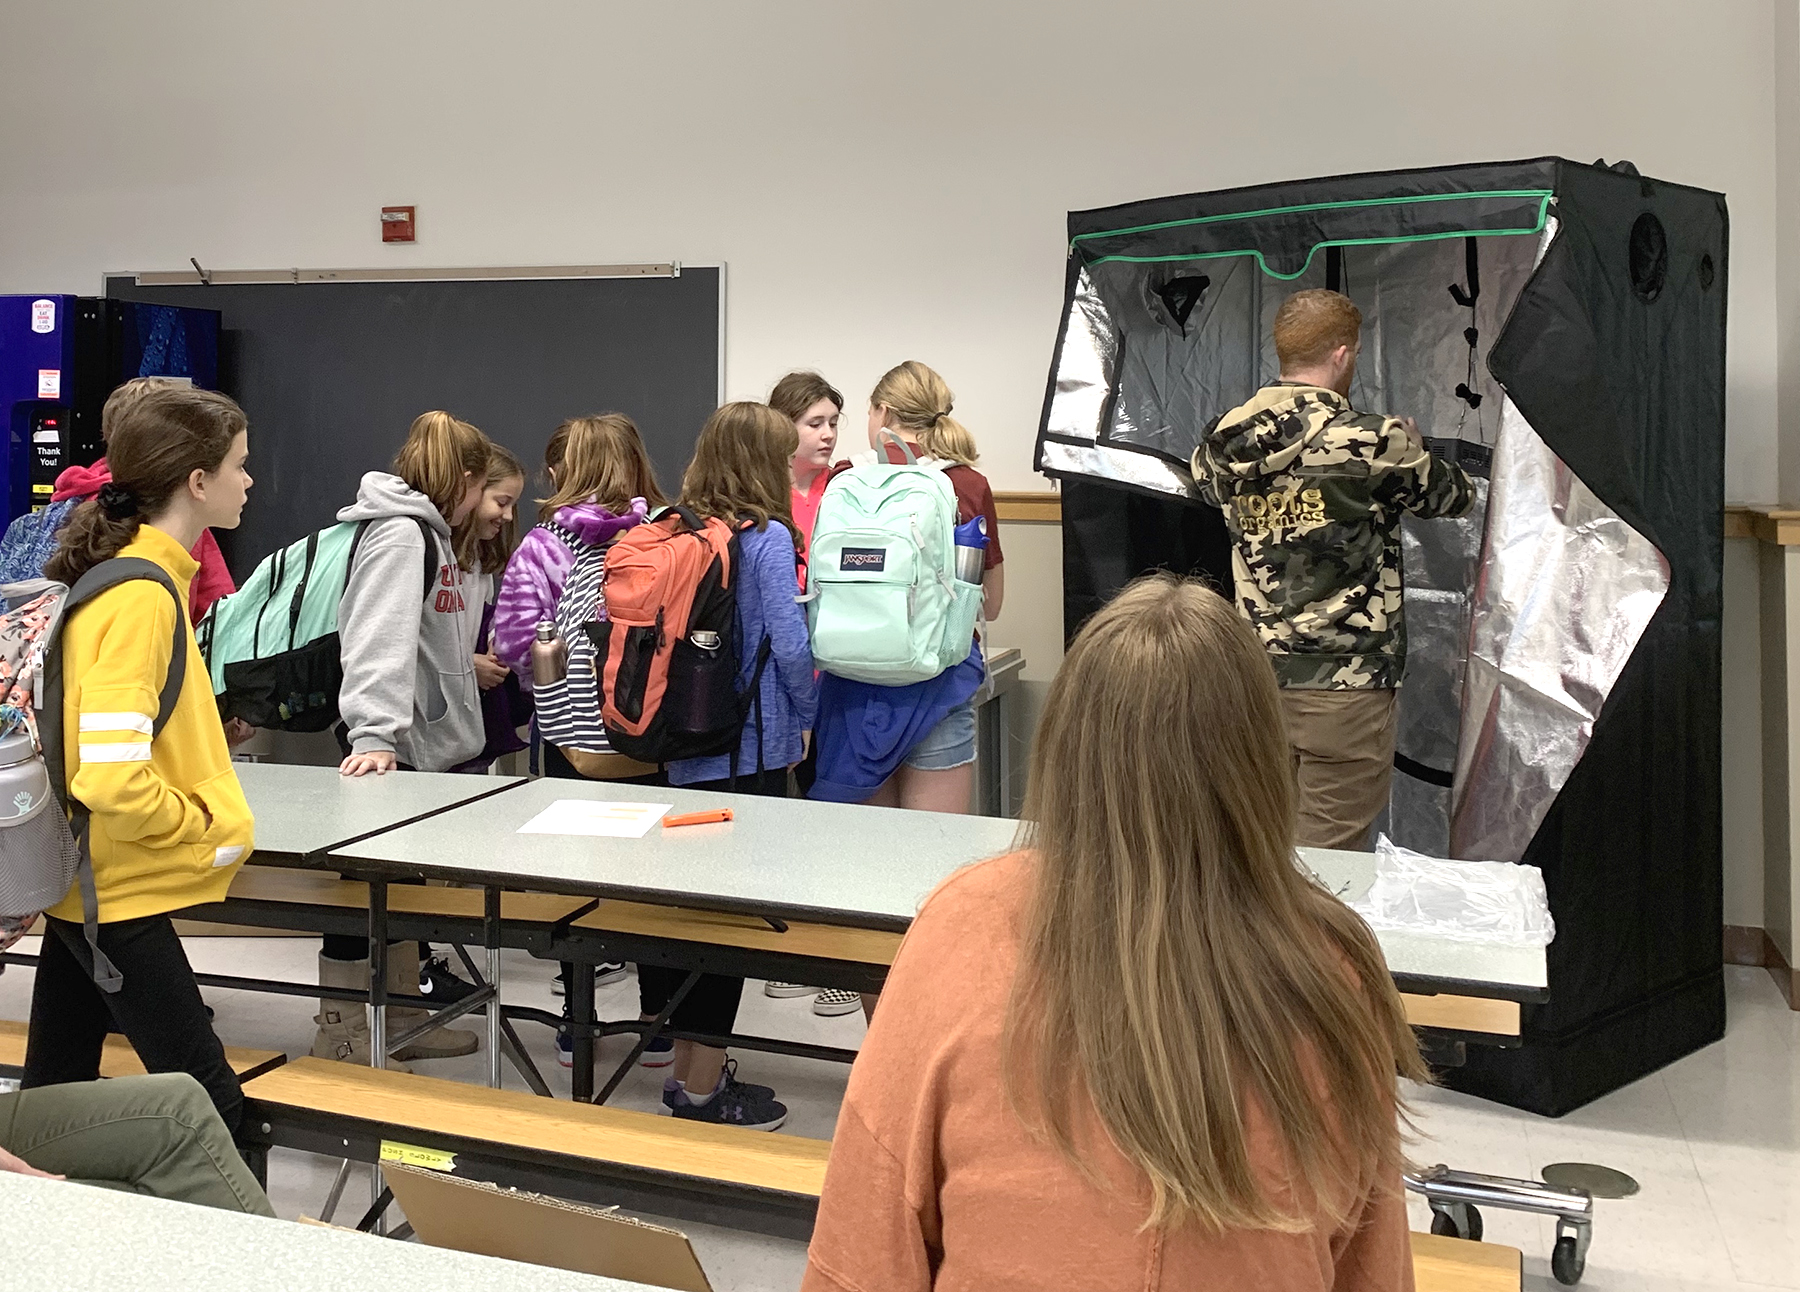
381,206,416,243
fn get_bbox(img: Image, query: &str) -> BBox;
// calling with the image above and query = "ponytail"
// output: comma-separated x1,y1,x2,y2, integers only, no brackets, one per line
869,360,978,466
47,387,245,585
394,410,490,521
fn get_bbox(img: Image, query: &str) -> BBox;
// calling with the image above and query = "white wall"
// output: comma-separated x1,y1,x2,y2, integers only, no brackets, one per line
0,0,1781,499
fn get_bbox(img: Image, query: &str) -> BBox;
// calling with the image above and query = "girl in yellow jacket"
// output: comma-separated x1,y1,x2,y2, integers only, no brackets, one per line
21,386,257,1134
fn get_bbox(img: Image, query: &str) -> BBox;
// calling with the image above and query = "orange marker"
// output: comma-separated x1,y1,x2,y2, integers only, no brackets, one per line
664,808,733,828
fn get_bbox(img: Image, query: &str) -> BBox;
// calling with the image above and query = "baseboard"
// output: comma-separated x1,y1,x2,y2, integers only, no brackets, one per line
1720,925,1797,1008
1723,924,1769,965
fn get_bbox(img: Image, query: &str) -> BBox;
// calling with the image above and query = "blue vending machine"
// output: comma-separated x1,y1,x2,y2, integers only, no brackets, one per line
0,295,220,525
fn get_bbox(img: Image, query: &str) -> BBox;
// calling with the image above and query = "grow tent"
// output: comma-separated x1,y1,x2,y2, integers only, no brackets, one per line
1034,158,1727,1115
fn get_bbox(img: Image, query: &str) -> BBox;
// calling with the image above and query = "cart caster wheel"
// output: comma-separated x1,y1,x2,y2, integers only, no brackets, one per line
1428,1202,1483,1242
1551,1234,1584,1284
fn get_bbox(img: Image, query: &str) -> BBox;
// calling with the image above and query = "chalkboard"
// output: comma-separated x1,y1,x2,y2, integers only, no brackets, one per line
104,270,721,578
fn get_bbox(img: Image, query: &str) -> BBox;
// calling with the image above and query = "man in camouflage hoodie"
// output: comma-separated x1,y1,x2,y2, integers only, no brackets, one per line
1192,289,1475,850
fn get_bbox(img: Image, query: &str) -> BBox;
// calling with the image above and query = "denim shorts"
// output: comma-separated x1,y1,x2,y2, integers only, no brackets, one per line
904,700,977,771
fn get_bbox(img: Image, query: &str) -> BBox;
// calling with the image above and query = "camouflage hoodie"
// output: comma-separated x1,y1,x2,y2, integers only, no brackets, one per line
1193,383,1475,690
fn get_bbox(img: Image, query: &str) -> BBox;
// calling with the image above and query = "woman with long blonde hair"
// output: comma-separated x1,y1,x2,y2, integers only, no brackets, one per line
805,574,1425,1291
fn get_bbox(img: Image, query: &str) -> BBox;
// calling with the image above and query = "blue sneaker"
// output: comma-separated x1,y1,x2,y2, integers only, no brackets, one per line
668,1065,786,1131
638,1034,675,1068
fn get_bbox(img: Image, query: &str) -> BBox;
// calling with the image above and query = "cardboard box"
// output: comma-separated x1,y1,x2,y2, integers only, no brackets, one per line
382,1160,712,1292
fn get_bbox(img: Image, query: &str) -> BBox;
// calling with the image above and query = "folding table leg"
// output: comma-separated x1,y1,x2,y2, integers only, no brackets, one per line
569,961,597,1103
366,879,389,1232
484,886,502,1089
594,969,699,1105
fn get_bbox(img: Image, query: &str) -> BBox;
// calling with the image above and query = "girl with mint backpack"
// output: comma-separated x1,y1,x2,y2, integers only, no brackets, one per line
807,361,1003,814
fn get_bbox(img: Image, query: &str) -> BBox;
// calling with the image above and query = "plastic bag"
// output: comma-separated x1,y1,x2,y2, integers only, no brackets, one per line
1348,835,1555,947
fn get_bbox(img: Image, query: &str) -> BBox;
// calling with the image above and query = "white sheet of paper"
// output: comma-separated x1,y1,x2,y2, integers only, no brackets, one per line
515,799,672,839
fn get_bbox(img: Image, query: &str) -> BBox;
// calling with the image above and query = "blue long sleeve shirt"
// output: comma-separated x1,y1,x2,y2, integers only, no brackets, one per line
668,522,817,785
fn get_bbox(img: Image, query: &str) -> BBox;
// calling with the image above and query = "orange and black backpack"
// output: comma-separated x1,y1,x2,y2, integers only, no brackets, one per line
587,507,772,769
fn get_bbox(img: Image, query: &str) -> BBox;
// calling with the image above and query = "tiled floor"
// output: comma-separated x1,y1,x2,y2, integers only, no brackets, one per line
2,942,1794,1291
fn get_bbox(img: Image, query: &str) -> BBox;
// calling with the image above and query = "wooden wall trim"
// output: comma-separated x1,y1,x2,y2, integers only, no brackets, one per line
994,491,1062,523
1726,503,1800,545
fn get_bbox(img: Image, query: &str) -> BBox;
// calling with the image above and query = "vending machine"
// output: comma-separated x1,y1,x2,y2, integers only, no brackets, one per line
0,294,220,524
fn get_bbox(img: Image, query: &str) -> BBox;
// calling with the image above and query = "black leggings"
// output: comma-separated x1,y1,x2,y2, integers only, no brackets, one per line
637,766,791,1037
24,914,244,1135
540,744,749,1033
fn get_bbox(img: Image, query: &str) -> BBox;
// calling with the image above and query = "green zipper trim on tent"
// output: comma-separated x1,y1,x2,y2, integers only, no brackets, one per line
1073,190,1556,280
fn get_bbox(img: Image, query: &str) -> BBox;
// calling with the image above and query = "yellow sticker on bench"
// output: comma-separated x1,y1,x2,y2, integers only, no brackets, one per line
380,1141,458,1172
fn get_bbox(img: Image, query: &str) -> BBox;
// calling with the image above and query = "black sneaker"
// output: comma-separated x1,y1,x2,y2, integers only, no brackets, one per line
552,963,628,995
668,1062,786,1131
658,1062,776,1109
419,956,478,1005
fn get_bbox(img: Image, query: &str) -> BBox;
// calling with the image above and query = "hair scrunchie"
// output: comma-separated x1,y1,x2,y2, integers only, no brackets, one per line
935,405,954,422
96,482,140,521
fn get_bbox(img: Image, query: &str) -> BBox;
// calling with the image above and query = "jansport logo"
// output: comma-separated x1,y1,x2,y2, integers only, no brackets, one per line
840,547,887,572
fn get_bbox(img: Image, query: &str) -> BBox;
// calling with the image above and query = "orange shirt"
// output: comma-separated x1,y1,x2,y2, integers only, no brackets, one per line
803,851,1414,1292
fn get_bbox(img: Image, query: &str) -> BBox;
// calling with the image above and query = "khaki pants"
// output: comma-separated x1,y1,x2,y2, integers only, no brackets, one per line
1280,688,1399,852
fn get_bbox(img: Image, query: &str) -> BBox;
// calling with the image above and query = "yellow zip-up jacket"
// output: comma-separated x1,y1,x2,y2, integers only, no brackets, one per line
46,524,255,923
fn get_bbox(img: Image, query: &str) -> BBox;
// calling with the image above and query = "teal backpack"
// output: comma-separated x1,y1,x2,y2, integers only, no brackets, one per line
197,516,435,731
805,433,981,685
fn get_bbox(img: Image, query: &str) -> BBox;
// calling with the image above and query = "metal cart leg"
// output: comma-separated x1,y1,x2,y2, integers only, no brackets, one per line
1405,1164,1594,1285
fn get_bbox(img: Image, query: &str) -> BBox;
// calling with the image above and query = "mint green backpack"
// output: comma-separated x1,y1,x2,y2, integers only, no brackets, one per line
806,433,981,685
197,516,434,731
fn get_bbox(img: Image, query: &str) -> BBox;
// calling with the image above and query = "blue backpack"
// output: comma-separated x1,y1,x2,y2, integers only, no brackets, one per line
0,501,79,586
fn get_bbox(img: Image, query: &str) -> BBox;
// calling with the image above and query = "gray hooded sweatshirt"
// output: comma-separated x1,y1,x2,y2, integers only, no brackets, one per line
336,472,483,771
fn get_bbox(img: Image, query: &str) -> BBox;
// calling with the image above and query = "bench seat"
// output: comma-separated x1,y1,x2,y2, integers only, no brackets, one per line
0,1019,286,1082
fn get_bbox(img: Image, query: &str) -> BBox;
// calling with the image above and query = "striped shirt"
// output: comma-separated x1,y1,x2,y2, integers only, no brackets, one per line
534,536,613,754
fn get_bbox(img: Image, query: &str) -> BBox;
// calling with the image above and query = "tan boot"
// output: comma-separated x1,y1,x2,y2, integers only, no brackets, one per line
387,944,479,1061
310,953,410,1072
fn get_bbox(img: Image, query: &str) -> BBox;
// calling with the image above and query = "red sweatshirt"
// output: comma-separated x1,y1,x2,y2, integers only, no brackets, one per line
52,459,237,621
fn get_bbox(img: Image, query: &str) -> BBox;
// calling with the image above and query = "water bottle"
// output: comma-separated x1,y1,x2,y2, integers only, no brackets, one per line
953,515,988,584
531,620,568,687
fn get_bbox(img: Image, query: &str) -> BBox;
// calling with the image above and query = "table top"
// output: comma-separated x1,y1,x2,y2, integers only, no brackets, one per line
234,761,524,859
327,774,1022,931
0,1170,654,1292
1301,848,1548,997
228,763,1545,997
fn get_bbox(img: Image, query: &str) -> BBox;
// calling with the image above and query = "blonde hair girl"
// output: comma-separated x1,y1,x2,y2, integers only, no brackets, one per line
805,575,1425,1287
851,361,1003,815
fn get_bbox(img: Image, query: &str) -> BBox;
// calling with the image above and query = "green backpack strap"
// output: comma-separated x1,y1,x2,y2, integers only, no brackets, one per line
40,557,187,994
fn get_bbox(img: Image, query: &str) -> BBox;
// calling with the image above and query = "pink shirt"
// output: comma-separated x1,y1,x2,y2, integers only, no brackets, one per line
792,472,831,589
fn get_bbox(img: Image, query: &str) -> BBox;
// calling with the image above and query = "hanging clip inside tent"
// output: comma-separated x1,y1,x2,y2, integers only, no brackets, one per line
1447,237,1480,308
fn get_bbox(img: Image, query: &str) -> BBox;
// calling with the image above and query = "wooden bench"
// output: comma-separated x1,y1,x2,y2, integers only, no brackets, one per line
241,1056,829,1237
1411,1230,1522,1291
241,1056,1515,1287
0,1019,286,1082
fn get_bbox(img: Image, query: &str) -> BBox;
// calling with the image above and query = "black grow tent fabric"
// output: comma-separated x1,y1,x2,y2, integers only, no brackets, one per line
1037,157,1727,1115
1449,160,1727,1115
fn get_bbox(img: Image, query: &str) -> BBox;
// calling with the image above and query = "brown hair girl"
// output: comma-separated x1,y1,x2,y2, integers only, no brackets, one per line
49,388,246,586
538,413,668,522
679,402,801,546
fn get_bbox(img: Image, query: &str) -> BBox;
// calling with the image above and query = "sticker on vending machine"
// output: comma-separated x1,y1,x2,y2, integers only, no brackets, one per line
30,299,55,334
37,370,61,399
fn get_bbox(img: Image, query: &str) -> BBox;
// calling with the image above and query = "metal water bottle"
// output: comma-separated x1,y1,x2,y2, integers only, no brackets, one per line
531,620,567,687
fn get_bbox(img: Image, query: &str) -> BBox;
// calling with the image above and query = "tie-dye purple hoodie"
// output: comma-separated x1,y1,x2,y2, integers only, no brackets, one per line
491,499,648,685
